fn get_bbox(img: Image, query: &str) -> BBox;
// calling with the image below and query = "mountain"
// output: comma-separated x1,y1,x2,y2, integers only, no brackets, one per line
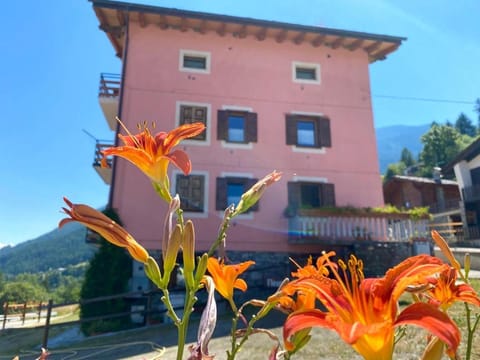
375,123,430,173
0,222,96,275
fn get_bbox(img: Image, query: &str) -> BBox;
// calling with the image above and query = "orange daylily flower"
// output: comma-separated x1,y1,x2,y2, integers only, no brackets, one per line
102,121,205,199
207,257,255,302
269,253,335,313
425,267,480,311
59,197,149,263
281,253,460,360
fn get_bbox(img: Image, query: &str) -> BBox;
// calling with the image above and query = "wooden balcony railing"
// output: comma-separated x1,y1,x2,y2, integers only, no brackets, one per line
99,73,120,98
288,209,430,244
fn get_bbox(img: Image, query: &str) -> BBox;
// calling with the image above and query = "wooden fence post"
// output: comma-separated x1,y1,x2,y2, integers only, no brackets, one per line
22,302,27,325
2,302,8,330
42,300,53,349
38,301,43,322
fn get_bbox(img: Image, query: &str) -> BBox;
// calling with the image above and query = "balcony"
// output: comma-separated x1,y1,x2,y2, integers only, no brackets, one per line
288,209,430,244
429,199,461,214
99,73,121,131
93,141,113,184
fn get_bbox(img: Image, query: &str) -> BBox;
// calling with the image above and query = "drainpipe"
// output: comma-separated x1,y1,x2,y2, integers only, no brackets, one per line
107,11,130,210
433,167,445,212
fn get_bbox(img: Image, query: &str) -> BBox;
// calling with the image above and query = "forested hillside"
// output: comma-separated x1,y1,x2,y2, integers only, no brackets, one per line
0,222,96,275
376,123,430,173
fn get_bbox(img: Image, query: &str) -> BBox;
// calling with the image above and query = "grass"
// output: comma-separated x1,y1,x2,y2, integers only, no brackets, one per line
2,282,480,359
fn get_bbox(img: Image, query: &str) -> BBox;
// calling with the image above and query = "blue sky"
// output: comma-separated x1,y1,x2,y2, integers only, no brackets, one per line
1,0,479,247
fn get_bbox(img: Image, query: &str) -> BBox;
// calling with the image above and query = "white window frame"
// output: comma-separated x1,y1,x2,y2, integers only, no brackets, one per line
172,170,209,218
220,105,254,150
179,49,211,74
175,101,211,146
289,111,327,154
292,61,321,84
219,171,255,219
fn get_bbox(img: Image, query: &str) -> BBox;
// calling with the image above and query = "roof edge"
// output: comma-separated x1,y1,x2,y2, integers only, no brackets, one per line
89,0,406,44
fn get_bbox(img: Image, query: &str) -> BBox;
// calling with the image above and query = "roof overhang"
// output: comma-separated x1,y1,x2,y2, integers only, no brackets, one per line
90,0,406,61
443,137,480,176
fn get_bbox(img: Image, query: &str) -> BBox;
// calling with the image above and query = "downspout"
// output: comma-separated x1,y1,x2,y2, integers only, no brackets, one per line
107,10,130,210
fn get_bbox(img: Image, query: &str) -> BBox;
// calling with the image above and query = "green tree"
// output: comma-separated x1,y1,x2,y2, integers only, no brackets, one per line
0,281,47,304
455,112,476,137
383,162,406,182
79,209,132,335
475,98,480,131
419,123,473,177
400,148,416,168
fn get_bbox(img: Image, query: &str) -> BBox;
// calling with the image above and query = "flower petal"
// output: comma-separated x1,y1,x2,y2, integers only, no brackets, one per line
431,230,461,271
165,149,192,175
395,302,460,356
283,310,333,350
163,122,206,152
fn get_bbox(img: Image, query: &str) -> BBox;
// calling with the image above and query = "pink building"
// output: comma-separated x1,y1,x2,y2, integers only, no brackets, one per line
91,1,413,284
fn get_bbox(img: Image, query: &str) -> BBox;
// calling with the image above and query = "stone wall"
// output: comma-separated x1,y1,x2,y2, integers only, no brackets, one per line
352,241,413,277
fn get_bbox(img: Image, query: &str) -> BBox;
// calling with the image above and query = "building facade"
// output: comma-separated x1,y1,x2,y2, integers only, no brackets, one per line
444,138,480,243
91,0,407,286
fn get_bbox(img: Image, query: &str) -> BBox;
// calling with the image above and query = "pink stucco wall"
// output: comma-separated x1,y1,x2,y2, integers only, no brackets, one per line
111,22,384,253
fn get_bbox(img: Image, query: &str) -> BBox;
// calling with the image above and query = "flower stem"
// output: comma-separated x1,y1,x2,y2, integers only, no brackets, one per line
464,302,480,360
208,206,234,257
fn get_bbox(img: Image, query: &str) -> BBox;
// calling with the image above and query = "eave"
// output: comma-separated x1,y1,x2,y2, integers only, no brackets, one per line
90,0,406,62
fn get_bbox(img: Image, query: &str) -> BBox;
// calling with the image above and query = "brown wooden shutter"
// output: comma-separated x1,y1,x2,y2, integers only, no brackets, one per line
286,115,297,145
245,112,258,143
217,110,228,140
246,178,259,211
321,183,336,206
287,181,301,209
216,177,228,210
317,116,331,148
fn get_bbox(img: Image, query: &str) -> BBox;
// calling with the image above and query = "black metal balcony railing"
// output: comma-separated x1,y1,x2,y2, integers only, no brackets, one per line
99,73,121,98
93,141,114,168
92,141,114,185
462,185,480,203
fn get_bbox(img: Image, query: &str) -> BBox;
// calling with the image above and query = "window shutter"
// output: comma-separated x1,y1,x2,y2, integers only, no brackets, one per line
245,112,258,143
321,183,336,206
217,110,228,140
216,177,228,210
246,178,259,211
287,182,301,209
286,115,297,145
317,116,331,148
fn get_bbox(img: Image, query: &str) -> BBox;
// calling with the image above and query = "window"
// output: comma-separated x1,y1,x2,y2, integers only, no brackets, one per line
179,50,211,74
286,114,331,148
296,67,316,80
183,56,206,70
175,174,206,213
216,176,259,212
179,105,207,141
217,110,257,144
292,62,320,84
287,181,335,210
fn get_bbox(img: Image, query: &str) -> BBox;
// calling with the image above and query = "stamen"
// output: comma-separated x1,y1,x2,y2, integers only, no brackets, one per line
116,117,142,148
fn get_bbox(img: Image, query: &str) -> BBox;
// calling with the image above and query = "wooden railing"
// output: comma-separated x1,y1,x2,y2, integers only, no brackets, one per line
288,210,430,244
99,72,120,98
